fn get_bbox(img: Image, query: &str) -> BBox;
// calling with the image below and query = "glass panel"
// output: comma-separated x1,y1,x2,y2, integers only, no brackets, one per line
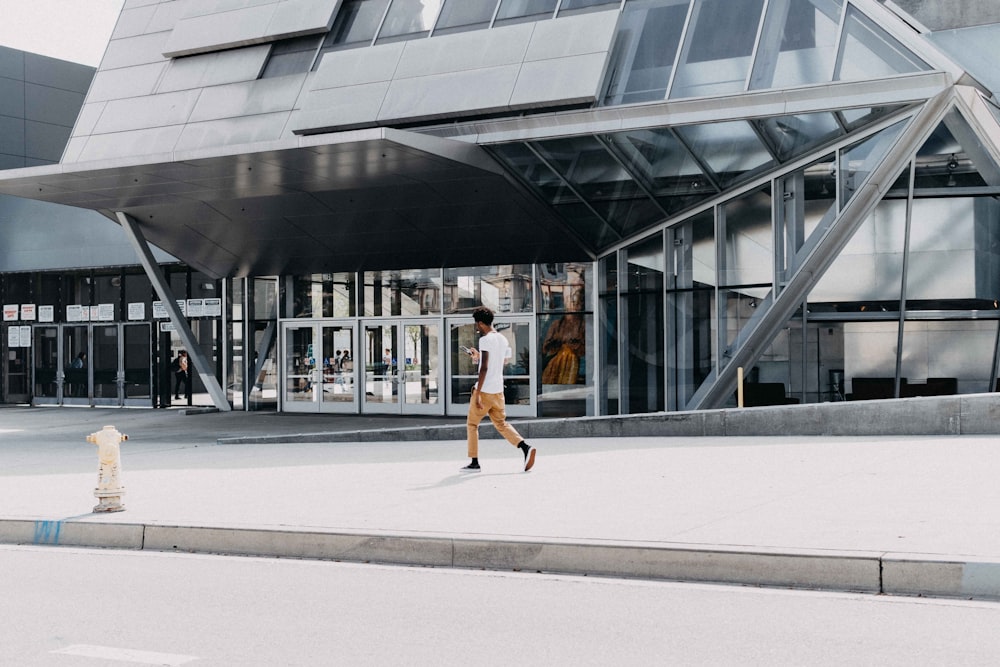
364,269,441,316
781,153,837,274
365,324,399,404
843,321,900,400
497,320,532,406
93,325,118,400
319,325,356,404
623,234,664,413
835,5,930,81
443,265,533,314
495,0,558,25
598,255,619,414
123,324,153,399
284,326,316,404
538,262,592,416
756,112,842,162
721,185,773,287
668,209,715,408
558,0,621,13
63,326,89,399
33,326,59,398
434,0,498,34
914,111,993,190
675,120,776,188
840,120,907,207
532,136,663,238
670,0,765,99
901,321,992,396
603,0,689,105
401,323,439,405
810,199,905,312
289,274,350,318
322,0,390,52
840,105,903,133
4,341,29,399
490,143,617,249
124,271,152,322
260,35,321,78
93,272,120,321
377,0,443,41
749,0,843,90
611,128,714,211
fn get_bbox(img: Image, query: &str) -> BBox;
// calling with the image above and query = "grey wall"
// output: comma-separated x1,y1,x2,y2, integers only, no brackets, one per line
0,45,175,271
890,0,1000,30
0,46,93,169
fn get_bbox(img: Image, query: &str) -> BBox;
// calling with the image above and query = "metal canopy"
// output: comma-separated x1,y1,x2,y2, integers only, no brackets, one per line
0,128,590,279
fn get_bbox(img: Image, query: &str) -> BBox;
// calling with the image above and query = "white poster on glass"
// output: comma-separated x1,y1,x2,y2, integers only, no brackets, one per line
39,305,54,322
187,299,205,317
3,304,17,321
20,304,36,321
128,303,146,320
66,305,84,322
204,298,222,317
7,327,19,347
152,301,167,319
18,326,30,347
98,304,115,321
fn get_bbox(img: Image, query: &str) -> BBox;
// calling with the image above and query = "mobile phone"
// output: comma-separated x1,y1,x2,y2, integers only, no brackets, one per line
460,345,474,355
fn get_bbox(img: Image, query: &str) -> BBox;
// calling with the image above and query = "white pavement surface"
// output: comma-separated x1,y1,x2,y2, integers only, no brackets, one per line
1,408,1000,561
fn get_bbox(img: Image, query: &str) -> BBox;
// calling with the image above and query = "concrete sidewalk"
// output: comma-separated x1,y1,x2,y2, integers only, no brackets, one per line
2,407,1000,600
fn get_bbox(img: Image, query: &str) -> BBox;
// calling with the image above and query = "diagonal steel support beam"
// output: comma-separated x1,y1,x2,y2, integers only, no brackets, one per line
691,89,955,410
116,211,231,412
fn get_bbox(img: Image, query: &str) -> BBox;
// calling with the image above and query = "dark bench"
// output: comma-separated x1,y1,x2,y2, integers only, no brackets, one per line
741,382,800,407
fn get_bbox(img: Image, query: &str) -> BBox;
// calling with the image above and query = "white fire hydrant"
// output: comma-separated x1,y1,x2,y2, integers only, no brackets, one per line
87,425,128,513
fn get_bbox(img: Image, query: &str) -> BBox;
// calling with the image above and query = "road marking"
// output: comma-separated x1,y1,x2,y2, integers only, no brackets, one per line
51,644,199,665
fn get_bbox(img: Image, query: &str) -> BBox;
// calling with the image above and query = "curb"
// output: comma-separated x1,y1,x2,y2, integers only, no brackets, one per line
4,518,1000,600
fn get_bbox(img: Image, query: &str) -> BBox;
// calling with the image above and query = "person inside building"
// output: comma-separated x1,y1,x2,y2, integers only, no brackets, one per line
172,350,190,401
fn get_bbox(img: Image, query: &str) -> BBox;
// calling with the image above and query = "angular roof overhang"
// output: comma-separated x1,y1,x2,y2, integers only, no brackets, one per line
0,128,590,279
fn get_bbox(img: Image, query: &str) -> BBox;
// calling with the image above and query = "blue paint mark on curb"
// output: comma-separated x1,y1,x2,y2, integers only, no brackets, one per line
33,520,62,545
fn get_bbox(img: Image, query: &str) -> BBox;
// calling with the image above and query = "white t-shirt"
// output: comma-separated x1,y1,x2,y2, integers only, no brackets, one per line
476,330,508,394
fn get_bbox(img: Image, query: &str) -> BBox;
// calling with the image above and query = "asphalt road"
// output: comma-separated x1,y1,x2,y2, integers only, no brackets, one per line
4,545,1000,666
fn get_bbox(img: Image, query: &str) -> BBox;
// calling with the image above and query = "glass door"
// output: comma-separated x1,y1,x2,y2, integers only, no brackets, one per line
61,325,90,405
448,316,535,418
92,325,119,406
281,320,358,413
362,320,443,415
33,326,60,405
123,323,152,406
316,323,358,413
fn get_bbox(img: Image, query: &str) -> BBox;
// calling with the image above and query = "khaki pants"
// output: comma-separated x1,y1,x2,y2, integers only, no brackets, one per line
467,391,523,458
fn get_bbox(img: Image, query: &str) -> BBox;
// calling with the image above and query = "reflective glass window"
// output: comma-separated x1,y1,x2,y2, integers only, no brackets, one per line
623,234,665,413
434,0,498,34
835,6,929,81
609,128,713,210
260,35,321,78
363,269,442,316
532,136,663,239
756,112,842,162
322,0,390,52
490,143,616,249
377,0,443,42
443,265,534,314
674,120,776,188
914,111,993,190
670,0,765,99
749,0,843,90
558,0,621,13
288,273,356,318
839,119,907,208
720,186,772,288
603,0,689,105
495,0,558,25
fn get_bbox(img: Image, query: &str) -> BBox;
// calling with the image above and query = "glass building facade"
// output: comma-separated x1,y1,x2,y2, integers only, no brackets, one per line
4,0,1000,418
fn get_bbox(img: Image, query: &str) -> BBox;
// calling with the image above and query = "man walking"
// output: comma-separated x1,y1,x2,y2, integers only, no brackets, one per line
172,350,190,400
462,306,536,472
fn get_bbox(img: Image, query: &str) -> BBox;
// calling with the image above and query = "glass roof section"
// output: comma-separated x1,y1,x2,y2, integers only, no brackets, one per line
490,106,910,252
601,0,935,107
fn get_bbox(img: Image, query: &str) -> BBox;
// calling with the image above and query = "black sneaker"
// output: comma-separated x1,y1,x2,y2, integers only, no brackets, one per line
523,447,536,472
460,463,481,473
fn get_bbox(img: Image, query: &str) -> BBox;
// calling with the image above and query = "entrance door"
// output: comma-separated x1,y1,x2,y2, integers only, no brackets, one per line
4,327,30,404
281,320,358,413
362,320,443,415
31,323,152,407
448,316,535,418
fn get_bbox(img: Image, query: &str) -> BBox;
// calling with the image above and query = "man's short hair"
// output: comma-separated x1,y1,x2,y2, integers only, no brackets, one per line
472,306,494,326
